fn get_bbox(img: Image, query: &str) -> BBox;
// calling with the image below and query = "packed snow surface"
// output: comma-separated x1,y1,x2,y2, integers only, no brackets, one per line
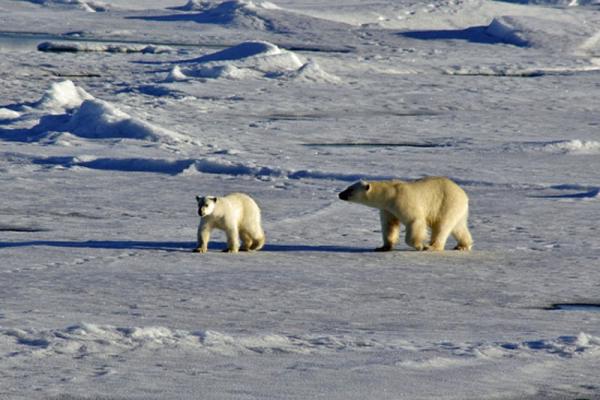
1,0,600,399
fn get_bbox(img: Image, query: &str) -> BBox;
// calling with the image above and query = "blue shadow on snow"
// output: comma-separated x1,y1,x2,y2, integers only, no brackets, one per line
399,26,518,46
0,240,371,253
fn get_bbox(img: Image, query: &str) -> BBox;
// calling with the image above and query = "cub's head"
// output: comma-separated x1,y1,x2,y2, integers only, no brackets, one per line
196,195,217,217
338,181,371,203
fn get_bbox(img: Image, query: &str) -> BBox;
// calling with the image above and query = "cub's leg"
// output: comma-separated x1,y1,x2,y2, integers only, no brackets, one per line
405,219,428,251
193,222,211,253
376,210,400,251
451,215,473,251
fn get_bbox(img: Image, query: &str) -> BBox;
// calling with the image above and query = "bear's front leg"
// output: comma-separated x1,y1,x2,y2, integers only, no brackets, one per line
223,226,240,253
375,210,400,251
193,222,211,253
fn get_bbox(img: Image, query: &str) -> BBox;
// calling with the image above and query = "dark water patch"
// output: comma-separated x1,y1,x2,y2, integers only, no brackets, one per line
303,142,448,149
0,225,49,233
545,303,600,312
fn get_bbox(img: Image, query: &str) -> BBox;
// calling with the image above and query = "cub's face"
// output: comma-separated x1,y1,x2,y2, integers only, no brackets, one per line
338,181,371,203
196,196,217,217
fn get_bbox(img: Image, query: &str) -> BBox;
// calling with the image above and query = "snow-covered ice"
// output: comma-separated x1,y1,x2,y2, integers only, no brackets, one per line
1,0,600,399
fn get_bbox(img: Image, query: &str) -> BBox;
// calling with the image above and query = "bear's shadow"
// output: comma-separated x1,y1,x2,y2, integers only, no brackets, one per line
0,240,372,253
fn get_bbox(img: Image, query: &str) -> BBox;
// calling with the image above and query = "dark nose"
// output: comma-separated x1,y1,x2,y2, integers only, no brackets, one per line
339,191,348,200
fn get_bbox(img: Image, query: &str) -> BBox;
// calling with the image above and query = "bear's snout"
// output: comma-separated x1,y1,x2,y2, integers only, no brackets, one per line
338,190,350,201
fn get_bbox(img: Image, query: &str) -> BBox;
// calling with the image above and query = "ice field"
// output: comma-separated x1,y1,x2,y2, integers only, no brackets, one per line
1,0,600,399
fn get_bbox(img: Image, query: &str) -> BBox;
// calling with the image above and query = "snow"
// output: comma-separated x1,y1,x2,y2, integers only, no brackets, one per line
1,0,600,399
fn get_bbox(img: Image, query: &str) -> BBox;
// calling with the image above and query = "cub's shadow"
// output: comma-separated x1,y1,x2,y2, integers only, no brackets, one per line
0,240,371,253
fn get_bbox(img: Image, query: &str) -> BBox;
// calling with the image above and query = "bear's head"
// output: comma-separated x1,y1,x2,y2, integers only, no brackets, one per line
196,195,217,217
338,181,371,203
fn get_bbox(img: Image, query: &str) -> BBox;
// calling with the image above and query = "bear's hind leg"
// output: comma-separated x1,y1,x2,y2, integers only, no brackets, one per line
250,234,265,251
376,210,400,251
451,216,473,251
240,231,254,251
223,226,240,253
405,219,428,251
428,221,453,251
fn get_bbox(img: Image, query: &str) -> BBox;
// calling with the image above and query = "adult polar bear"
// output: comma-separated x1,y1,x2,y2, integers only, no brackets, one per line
339,177,473,251
193,193,265,253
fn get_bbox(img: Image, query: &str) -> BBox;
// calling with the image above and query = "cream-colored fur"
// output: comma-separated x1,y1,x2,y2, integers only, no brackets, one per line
193,192,265,253
339,177,473,251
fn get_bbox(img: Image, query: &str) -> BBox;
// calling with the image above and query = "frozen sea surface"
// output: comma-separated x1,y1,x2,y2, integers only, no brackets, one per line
1,0,600,399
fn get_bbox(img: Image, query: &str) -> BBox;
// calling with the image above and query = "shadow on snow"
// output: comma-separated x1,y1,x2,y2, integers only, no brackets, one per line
0,240,371,253
399,26,521,46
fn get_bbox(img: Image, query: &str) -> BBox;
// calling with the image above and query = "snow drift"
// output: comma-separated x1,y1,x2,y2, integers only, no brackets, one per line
484,15,591,50
176,41,340,82
4,323,600,359
12,81,194,145
64,99,191,143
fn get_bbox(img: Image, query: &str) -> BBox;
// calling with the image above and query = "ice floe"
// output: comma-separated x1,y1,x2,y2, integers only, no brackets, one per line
38,41,172,54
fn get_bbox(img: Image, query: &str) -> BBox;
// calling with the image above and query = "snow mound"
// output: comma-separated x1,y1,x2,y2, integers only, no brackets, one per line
485,16,588,50
172,0,282,31
539,139,600,154
38,41,172,54
281,60,342,83
165,65,188,82
176,0,280,12
64,99,192,144
7,81,195,146
177,41,338,82
21,0,108,12
33,80,94,112
485,17,530,47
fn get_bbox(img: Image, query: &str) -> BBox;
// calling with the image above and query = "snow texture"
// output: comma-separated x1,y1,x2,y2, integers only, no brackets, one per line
1,0,600,399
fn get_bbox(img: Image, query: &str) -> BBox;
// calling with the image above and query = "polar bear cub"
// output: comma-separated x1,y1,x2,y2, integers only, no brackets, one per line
193,192,265,253
339,177,473,251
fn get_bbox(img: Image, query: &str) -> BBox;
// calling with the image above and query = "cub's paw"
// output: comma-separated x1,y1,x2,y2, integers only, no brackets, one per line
222,248,239,253
192,247,207,253
454,244,472,251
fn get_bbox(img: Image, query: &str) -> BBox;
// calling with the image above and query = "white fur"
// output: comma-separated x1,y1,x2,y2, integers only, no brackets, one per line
339,177,473,251
194,192,265,253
